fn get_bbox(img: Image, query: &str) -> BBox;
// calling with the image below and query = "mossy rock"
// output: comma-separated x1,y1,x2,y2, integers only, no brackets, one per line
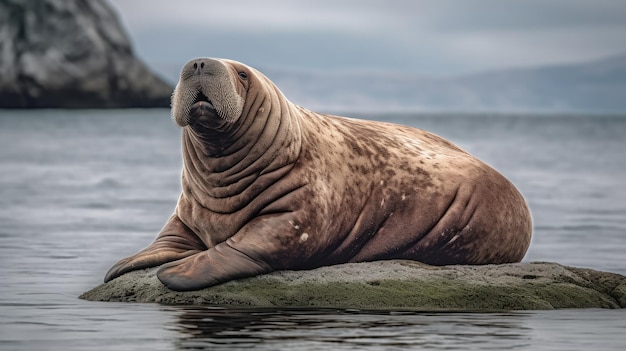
80,261,626,311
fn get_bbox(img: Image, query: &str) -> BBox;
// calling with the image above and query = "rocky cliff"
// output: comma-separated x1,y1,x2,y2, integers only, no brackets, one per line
0,0,173,108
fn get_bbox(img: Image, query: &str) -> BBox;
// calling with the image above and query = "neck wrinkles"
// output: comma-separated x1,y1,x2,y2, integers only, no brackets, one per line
185,115,239,156
180,90,302,213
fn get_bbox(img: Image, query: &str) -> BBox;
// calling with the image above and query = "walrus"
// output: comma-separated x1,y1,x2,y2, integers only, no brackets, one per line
104,58,532,291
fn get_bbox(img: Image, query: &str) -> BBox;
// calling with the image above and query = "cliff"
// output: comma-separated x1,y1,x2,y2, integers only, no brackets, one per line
0,0,172,108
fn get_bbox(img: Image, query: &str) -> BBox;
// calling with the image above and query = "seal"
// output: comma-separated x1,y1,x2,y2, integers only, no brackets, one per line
104,58,532,291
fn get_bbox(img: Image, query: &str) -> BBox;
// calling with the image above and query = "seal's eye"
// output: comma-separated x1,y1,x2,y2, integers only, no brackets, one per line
238,71,248,80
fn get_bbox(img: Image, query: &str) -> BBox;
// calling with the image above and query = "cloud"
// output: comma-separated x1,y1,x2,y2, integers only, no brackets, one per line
109,0,626,76
111,0,384,33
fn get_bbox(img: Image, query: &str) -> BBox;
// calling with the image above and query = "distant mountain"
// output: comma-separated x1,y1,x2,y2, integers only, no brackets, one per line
262,53,626,113
447,54,626,113
156,53,626,114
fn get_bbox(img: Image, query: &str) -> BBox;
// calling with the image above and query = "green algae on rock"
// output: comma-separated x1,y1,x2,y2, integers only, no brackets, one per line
80,261,626,311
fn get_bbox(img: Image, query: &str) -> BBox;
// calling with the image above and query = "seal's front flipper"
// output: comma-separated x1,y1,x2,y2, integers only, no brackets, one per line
156,242,272,291
104,214,206,283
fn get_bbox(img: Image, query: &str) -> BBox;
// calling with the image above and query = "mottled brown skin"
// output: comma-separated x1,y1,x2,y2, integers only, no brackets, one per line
104,58,532,291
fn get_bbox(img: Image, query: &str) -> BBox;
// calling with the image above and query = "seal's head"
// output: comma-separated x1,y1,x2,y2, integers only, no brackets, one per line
171,58,248,128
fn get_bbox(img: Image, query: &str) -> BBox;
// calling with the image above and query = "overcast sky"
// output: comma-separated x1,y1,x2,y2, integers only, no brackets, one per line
110,0,626,80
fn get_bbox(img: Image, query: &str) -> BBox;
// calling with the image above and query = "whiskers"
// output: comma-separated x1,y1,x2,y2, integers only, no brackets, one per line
171,84,199,127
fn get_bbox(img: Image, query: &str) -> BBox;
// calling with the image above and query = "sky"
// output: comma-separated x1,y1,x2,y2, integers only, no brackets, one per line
109,0,626,82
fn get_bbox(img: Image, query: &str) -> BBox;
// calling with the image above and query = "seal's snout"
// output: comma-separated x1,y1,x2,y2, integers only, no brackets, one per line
186,58,222,78
171,58,244,128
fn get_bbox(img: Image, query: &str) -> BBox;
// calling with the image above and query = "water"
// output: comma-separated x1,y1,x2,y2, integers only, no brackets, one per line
1,109,625,350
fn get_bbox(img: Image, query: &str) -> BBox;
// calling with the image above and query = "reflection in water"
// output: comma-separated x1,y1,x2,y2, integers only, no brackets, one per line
168,307,531,350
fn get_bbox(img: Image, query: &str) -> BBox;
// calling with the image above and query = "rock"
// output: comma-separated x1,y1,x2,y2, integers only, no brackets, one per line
80,261,626,310
0,0,173,108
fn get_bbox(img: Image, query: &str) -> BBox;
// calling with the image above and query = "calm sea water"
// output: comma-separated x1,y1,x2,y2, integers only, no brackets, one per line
1,109,625,350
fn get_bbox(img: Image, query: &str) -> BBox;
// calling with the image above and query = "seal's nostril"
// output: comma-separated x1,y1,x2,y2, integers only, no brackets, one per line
193,60,207,75
186,58,225,77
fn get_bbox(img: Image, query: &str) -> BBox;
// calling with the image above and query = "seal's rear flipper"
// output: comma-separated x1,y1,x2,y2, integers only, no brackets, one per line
104,214,206,283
